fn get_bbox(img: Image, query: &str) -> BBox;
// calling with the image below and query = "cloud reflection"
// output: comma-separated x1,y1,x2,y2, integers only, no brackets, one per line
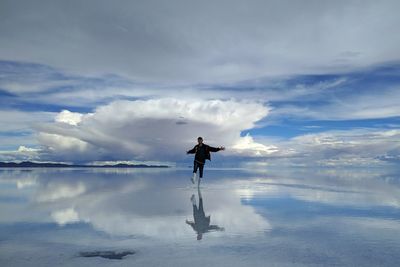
1,168,400,266
0,169,271,239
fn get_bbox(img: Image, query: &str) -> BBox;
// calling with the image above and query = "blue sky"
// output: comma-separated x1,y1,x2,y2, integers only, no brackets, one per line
0,0,399,166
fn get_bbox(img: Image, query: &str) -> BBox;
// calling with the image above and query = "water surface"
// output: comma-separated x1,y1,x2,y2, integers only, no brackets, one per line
0,167,400,266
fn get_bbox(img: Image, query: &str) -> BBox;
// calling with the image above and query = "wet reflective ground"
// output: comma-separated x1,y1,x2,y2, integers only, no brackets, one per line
1,167,400,266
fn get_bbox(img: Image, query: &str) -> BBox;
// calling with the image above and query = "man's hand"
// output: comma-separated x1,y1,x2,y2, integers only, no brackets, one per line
219,146,225,151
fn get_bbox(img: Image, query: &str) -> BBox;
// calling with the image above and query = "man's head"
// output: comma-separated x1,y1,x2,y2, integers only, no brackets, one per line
197,137,203,145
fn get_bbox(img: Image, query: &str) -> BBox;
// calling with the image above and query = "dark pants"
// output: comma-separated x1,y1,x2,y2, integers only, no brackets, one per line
193,161,204,178
193,198,204,217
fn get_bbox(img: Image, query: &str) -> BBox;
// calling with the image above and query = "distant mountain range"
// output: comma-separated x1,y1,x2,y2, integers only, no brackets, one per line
0,161,169,168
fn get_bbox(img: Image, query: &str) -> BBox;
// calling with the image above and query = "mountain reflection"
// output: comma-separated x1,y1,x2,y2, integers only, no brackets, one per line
186,186,224,240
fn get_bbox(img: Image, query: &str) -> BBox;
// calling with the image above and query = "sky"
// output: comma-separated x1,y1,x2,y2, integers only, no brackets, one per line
0,0,399,166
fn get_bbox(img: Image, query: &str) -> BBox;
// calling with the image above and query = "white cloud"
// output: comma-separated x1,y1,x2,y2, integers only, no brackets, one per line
232,134,278,156
16,176,37,189
38,133,90,153
37,182,86,202
0,146,40,162
256,128,400,166
51,208,80,226
17,146,39,153
0,79,79,94
55,110,83,126
35,98,271,162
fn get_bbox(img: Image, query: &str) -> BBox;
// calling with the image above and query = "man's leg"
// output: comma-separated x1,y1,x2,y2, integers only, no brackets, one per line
198,197,204,214
190,194,198,218
191,194,197,208
191,161,198,184
196,163,204,186
199,163,204,178
193,161,198,174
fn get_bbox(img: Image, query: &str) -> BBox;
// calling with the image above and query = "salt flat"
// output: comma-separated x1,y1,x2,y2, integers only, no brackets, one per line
0,167,400,266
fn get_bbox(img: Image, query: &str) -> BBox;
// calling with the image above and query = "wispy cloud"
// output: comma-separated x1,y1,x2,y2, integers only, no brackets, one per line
1,1,400,83
253,128,400,166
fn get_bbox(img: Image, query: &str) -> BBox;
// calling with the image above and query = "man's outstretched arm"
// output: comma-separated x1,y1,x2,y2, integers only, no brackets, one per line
208,145,225,152
186,146,196,154
186,220,196,230
209,225,225,231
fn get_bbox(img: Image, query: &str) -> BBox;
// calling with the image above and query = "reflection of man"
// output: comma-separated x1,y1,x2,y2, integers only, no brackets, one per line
185,188,224,240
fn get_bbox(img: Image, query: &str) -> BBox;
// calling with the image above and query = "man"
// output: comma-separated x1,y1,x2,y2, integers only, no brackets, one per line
186,137,225,184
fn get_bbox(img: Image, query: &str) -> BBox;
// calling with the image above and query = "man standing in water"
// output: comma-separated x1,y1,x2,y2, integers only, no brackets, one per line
186,137,225,184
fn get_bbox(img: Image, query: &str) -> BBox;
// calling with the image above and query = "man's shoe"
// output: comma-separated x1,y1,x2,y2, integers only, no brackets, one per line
191,173,197,184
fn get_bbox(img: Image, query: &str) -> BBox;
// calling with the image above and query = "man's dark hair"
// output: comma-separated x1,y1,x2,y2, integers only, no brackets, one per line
197,137,203,140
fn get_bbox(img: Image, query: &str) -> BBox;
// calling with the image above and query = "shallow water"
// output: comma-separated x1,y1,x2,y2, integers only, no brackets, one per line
0,167,400,266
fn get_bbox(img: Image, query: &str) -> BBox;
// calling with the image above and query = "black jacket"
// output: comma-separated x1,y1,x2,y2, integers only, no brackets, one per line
187,144,221,162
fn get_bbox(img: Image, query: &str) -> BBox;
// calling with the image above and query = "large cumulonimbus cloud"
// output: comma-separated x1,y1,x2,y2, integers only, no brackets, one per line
35,98,275,162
